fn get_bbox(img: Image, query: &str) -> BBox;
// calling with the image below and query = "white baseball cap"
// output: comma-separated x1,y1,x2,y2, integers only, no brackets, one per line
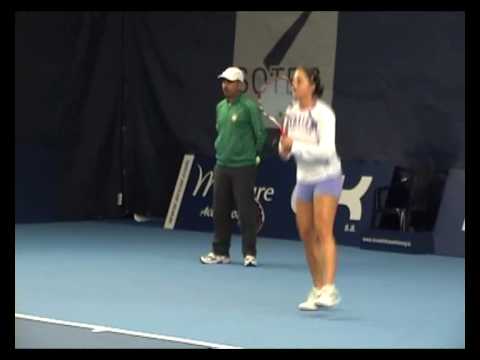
218,67,244,83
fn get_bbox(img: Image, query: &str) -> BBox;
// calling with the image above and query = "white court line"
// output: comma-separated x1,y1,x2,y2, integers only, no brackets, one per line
15,313,242,349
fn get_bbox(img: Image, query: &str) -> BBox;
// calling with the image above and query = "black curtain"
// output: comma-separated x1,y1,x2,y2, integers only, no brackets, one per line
15,11,236,222
122,12,236,217
334,11,465,172
15,12,124,221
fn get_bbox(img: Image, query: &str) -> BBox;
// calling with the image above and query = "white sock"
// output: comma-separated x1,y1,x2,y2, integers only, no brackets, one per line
322,284,335,293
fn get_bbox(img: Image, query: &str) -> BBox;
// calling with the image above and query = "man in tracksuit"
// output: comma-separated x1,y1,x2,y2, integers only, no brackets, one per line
200,67,266,267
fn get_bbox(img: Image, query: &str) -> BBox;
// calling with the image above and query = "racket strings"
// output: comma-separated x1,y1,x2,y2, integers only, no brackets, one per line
258,77,293,133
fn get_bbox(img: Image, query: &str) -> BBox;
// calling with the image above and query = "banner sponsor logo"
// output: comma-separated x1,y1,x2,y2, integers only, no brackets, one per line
166,155,394,247
234,11,339,115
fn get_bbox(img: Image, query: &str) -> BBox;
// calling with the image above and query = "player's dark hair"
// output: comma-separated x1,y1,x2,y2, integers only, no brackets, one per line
296,67,324,98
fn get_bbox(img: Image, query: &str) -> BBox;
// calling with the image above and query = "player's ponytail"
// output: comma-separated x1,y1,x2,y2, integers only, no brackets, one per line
311,68,324,98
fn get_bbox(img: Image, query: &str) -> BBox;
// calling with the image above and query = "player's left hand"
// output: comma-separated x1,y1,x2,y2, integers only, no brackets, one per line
280,135,293,153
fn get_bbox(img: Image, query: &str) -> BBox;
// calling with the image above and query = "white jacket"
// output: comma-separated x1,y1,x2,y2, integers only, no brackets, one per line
279,99,342,182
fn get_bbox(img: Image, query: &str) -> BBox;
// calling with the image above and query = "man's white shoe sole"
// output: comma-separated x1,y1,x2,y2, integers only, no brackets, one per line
200,258,231,264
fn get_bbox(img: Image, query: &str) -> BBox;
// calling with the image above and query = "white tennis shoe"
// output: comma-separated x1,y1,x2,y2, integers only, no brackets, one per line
244,255,257,267
315,284,341,308
200,252,231,265
298,286,324,311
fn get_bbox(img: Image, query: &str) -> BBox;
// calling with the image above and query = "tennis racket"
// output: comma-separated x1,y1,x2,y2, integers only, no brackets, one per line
257,75,294,135
234,198,265,234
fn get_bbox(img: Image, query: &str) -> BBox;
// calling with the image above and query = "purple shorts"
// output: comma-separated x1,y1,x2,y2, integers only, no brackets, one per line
294,175,344,202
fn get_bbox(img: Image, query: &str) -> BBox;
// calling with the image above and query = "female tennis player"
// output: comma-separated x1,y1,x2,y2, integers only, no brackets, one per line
279,67,343,310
